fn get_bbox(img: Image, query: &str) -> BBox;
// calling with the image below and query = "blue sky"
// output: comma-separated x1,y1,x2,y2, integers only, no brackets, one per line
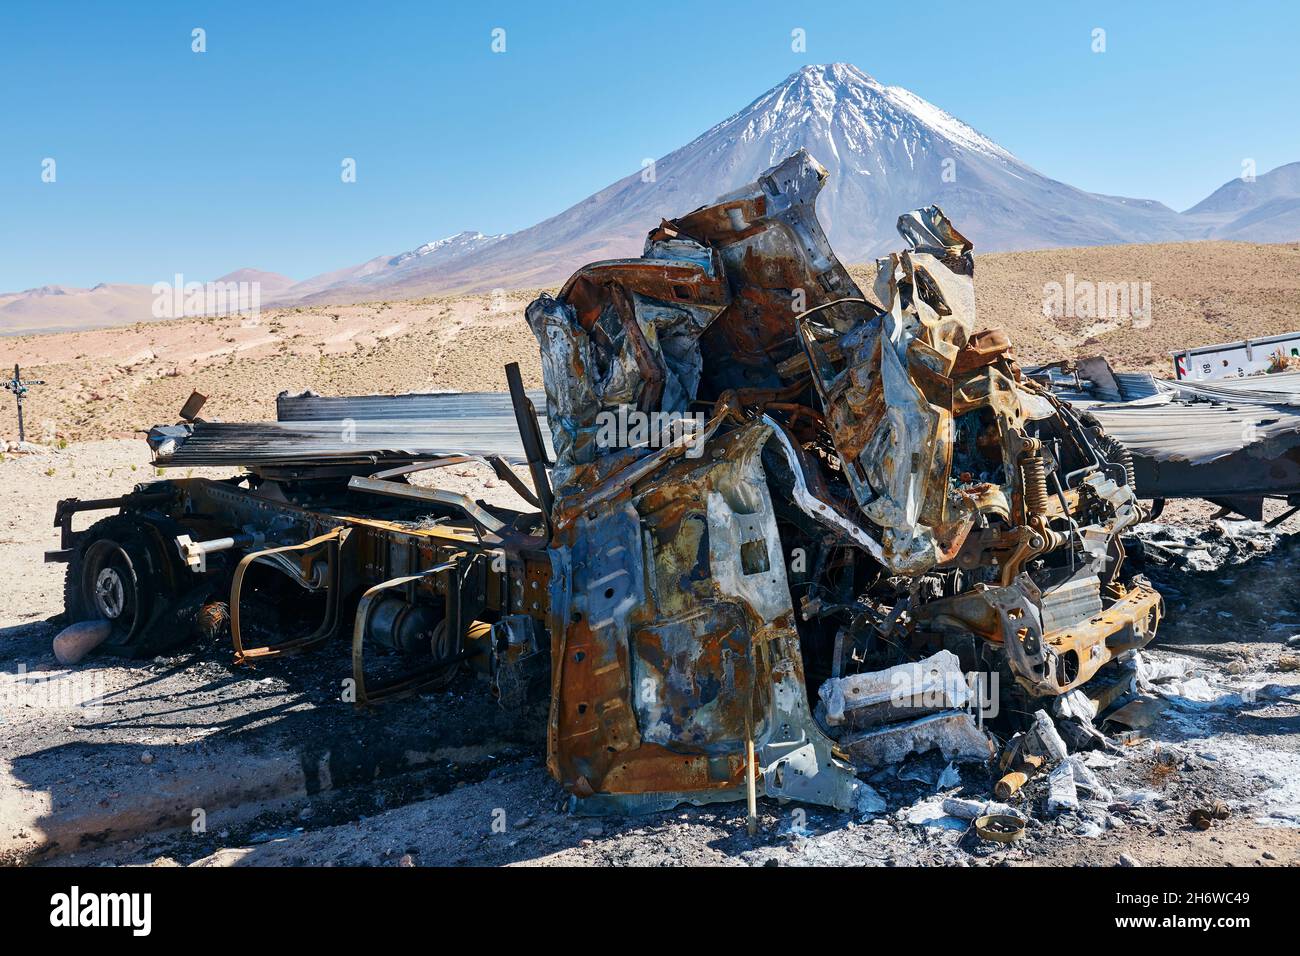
1,0,1297,290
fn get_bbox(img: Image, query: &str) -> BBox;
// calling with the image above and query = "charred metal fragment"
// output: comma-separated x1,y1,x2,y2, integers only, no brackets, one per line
545,421,867,813
529,150,1163,806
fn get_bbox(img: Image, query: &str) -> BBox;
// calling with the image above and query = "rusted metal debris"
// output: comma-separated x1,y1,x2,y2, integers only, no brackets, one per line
1033,356,1300,523
526,149,1161,811
49,149,1165,817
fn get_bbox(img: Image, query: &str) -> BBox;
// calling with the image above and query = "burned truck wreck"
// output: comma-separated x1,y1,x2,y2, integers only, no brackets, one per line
525,150,1160,812
47,150,1161,816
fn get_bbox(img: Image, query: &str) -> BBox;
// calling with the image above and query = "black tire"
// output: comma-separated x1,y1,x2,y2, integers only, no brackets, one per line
63,513,194,657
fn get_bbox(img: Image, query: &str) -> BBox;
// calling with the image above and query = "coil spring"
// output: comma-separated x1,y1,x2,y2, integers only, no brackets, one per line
1022,455,1050,515
1094,428,1138,492
1111,439,1137,490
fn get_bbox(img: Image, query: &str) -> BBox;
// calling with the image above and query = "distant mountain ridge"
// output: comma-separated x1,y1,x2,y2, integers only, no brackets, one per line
1180,162,1300,242
279,231,506,303
0,270,296,336
8,64,1299,333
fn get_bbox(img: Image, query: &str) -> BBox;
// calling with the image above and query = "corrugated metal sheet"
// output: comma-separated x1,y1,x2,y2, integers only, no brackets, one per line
1161,372,1300,406
1087,400,1300,464
154,391,553,467
1026,364,1158,405
1115,371,1159,402
1035,358,1300,467
275,390,548,422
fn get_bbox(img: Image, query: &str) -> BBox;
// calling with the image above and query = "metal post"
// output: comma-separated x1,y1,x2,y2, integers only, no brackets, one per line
4,364,46,445
505,362,555,530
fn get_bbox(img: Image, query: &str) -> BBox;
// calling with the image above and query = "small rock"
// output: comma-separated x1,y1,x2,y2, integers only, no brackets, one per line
52,619,113,665
1118,853,1140,867
1263,851,1277,861
139,752,154,765
398,853,415,867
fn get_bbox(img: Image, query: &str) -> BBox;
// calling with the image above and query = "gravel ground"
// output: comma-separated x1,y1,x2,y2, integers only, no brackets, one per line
2,441,1299,867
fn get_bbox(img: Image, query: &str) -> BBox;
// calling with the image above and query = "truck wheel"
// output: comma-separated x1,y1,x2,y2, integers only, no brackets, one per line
63,514,183,657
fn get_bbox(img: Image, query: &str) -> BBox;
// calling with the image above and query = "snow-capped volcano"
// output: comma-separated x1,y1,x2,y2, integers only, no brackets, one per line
660,62,1188,261
719,62,1015,169
288,63,1192,302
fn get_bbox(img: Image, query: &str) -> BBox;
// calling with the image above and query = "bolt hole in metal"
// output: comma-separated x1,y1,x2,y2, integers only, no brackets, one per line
1059,649,1080,686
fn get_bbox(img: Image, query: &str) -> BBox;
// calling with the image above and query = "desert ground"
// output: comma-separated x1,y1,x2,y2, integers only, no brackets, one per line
2,239,1300,868
3,240,1300,443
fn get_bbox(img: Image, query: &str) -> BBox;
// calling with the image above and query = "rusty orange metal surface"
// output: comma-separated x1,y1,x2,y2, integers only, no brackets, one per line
527,150,1161,811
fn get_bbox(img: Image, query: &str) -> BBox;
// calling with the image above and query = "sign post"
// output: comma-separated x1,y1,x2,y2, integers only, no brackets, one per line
3,364,46,445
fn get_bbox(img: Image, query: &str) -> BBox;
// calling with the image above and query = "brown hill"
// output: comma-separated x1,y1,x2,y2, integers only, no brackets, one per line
2,240,1298,443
